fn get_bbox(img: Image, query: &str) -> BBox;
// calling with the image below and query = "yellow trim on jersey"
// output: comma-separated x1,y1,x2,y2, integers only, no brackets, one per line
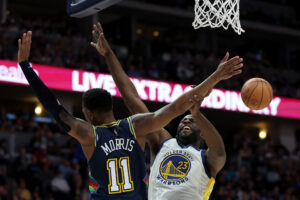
127,117,136,139
107,158,122,194
93,126,97,147
203,177,215,200
96,120,121,128
119,157,134,192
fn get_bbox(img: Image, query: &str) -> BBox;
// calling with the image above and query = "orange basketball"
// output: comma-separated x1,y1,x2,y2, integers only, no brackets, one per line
241,78,273,110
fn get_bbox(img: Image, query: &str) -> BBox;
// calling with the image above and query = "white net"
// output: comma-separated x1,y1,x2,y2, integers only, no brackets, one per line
192,0,245,35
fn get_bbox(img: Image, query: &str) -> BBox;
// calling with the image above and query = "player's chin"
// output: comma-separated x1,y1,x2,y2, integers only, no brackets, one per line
180,130,192,136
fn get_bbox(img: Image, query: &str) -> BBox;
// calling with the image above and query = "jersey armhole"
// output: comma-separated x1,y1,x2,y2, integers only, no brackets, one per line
158,138,172,153
127,117,136,139
201,150,212,179
150,138,172,167
93,126,99,147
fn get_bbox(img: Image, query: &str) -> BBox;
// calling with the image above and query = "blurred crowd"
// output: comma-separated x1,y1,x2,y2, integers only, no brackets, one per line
214,134,300,200
0,107,299,200
1,14,300,99
0,107,90,200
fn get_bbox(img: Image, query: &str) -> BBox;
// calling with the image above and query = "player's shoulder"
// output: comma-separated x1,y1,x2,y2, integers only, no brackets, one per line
158,138,176,150
94,117,130,129
94,117,136,138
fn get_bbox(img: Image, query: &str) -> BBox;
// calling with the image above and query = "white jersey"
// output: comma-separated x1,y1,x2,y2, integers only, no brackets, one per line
148,138,215,200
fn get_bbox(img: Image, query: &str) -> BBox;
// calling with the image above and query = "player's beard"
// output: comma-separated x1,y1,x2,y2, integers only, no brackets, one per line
176,128,200,146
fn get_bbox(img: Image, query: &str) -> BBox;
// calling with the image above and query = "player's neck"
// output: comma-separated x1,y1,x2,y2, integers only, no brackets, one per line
177,139,198,148
94,111,116,125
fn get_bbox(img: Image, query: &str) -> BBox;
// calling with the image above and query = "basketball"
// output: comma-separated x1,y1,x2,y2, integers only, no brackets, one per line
241,78,273,110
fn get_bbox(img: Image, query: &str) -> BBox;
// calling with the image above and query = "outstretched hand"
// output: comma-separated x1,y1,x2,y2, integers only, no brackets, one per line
215,52,243,81
18,31,32,63
90,22,111,56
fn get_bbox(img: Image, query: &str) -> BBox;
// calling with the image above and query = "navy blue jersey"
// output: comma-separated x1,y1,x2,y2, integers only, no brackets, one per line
88,117,147,200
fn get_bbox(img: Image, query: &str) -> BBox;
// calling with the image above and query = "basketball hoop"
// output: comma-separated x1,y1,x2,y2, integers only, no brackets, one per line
192,0,245,35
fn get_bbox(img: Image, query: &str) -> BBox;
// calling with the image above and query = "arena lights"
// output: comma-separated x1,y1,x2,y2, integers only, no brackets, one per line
153,31,160,37
259,130,267,140
136,28,143,35
35,105,42,116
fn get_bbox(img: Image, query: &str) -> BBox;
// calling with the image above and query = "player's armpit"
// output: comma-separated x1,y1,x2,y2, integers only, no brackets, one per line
58,110,95,147
145,129,171,162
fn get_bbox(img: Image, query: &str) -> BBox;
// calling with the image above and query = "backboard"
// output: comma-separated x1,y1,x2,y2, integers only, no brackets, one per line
67,0,122,18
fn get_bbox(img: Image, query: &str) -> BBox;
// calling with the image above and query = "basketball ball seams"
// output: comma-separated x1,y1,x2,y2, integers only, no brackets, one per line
246,80,259,107
241,78,273,110
242,82,252,105
241,87,250,102
257,80,264,110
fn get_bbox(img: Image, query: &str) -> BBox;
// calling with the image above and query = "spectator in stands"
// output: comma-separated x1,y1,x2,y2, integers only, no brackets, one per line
0,166,8,200
51,171,71,199
0,140,8,166
17,178,32,200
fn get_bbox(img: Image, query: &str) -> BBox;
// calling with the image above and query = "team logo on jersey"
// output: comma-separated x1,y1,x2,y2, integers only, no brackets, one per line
159,154,191,182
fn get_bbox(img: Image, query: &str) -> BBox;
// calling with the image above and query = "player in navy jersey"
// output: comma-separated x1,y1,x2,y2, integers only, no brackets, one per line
17,30,241,199
91,22,244,199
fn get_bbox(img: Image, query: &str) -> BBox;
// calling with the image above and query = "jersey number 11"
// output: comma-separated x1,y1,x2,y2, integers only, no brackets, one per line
107,157,134,194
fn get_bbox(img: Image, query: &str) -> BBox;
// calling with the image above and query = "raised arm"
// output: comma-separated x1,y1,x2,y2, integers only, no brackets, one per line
18,31,94,158
91,22,171,154
132,52,243,136
190,97,226,178
90,22,148,115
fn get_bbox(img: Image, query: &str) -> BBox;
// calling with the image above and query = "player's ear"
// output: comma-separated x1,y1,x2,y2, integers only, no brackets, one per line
88,110,95,122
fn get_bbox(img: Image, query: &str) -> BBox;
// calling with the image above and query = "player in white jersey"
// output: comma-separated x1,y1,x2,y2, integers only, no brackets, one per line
91,22,243,199
148,102,219,200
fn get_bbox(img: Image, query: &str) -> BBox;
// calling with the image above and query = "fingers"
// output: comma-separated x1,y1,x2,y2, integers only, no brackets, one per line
93,23,105,42
230,57,243,67
25,31,32,51
100,32,105,40
192,95,204,104
93,22,103,35
97,22,103,32
27,31,32,42
26,31,32,50
20,31,32,46
225,56,240,66
92,30,99,41
231,69,242,76
18,31,32,62
233,63,244,70
90,42,97,48
189,98,196,104
22,33,26,46
93,25,100,39
221,52,229,63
